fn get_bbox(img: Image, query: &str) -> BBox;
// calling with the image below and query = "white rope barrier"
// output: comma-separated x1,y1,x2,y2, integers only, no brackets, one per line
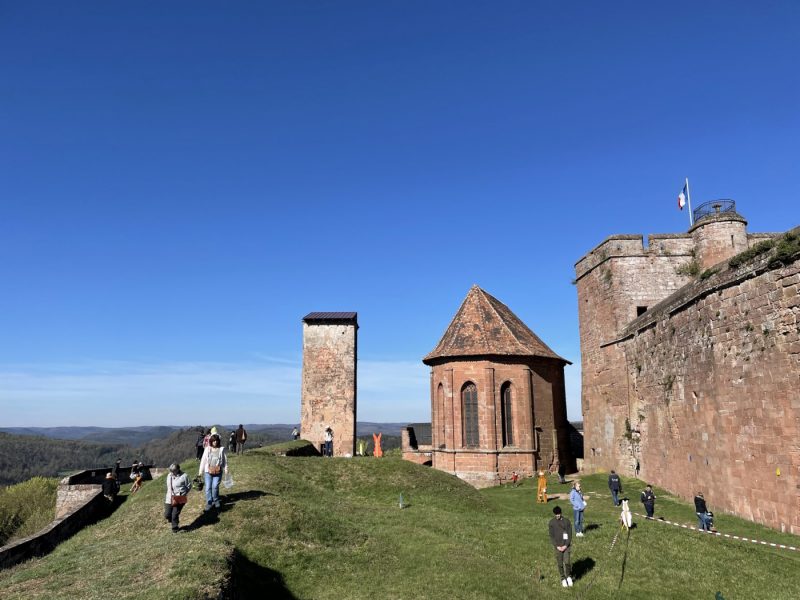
631,511,799,553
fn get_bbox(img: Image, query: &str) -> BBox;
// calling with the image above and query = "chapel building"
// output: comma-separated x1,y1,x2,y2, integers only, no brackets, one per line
422,285,575,488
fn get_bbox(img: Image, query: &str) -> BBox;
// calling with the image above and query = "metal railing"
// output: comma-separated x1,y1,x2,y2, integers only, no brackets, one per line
693,199,736,223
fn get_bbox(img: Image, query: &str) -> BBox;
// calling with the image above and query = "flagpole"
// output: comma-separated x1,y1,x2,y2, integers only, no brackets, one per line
686,177,694,226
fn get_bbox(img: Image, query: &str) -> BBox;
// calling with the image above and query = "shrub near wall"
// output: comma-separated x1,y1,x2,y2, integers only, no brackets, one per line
0,477,58,546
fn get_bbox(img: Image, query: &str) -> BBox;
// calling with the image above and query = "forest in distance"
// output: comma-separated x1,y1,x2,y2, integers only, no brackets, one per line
0,423,405,487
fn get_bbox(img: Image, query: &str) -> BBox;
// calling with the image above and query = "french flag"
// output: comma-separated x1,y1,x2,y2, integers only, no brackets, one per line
678,182,688,210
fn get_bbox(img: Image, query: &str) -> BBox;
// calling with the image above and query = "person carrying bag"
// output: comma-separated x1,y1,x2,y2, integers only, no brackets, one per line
164,463,190,533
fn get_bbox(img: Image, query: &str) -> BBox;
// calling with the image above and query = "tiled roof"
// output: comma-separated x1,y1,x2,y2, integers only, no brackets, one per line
423,285,568,364
302,312,358,323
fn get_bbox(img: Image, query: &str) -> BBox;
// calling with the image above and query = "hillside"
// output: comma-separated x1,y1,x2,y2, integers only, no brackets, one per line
1,449,797,599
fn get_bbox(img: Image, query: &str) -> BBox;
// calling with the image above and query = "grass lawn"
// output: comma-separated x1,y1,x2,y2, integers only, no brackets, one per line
0,447,797,599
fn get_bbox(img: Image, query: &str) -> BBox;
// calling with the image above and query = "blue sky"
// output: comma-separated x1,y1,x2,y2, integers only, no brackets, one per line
1,2,798,427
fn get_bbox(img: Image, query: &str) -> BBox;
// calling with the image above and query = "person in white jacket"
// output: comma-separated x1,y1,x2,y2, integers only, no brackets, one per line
164,463,190,532
199,434,228,511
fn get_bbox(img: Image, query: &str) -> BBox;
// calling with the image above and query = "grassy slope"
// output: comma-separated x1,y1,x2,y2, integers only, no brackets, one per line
0,478,58,546
0,449,797,599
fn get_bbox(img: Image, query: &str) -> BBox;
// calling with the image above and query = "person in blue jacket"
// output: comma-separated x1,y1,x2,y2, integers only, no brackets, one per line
569,481,587,537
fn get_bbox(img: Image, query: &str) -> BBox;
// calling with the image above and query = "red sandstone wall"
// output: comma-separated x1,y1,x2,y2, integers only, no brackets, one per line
301,323,357,456
428,358,570,487
619,258,800,533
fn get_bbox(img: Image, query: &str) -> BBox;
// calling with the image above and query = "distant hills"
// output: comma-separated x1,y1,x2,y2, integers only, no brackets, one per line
0,423,407,487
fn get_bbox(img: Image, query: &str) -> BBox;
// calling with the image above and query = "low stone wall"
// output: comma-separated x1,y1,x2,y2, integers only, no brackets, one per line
0,466,159,570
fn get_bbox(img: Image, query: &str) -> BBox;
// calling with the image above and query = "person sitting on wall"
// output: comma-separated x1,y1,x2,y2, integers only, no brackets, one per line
102,472,118,502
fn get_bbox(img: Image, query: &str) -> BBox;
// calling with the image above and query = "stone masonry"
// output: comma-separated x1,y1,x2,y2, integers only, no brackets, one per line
576,207,799,533
301,312,358,457
422,286,574,488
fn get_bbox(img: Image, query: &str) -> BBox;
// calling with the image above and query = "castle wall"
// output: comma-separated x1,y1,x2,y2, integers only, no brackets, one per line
585,243,800,533
575,235,694,470
301,321,357,456
690,215,748,270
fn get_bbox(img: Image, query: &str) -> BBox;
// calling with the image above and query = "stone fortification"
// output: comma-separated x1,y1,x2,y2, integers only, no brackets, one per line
576,211,799,534
301,312,358,457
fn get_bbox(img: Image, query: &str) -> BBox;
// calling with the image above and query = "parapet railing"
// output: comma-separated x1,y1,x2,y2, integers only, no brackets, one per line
693,199,736,222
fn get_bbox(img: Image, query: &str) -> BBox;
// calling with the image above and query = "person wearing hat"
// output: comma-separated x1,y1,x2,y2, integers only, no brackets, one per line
548,506,573,588
694,492,710,531
199,433,228,510
102,472,118,502
164,463,190,532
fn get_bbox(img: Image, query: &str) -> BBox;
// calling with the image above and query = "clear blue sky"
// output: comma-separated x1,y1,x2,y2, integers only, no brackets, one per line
2,2,798,427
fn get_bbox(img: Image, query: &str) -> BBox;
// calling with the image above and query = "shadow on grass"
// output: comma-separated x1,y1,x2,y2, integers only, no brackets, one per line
585,523,601,532
572,557,595,581
184,490,271,531
231,548,298,599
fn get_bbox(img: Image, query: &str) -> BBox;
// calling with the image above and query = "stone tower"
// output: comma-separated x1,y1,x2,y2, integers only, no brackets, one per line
301,312,358,457
690,201,749,270
422,286,574,488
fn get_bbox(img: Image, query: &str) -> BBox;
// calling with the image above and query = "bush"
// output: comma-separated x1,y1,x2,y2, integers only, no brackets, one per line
0,477,58,546
728,239,775,269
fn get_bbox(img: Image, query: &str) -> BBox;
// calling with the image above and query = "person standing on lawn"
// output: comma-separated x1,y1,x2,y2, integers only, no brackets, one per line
694,492,711,531
641,484,656,519
569,481,587,537
608,470,623,506
235,424,247,455
548,506,573,588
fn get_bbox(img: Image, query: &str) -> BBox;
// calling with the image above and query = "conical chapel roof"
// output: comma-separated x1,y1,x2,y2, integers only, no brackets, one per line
423,285,569,365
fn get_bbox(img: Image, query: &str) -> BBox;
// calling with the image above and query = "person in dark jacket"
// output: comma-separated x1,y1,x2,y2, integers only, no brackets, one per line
195,428,206,460
548,506,573,588
102,472,118,502
640,484,656,518
608,470,623,506
694,492,711,531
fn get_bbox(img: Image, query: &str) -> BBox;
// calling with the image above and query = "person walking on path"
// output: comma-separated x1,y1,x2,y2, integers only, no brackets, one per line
235,424,247,455
199,434,228,511
641,484,656,519
694,492,711,531
164,463,190,532
195,429,206,460
291,426,299,440
324,427,334,457
548,506,573,588
608,470,623,506
569,481,587,537
228,430,237,454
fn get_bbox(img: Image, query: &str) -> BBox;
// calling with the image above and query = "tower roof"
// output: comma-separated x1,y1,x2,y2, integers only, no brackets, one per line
423,285,569,364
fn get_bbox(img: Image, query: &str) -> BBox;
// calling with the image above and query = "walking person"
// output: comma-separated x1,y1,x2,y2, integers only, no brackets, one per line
569,481,587,537
235,424,247,455
694,492,711,531
199,434,228,511
324,426,333,457
291,426,299,440
641,484,656,519
608,470,623,506
228,430,237,454
548,506,573,588
195,429,206,460
164,463,190,533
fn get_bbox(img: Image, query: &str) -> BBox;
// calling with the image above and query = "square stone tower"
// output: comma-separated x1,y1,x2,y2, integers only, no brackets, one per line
301,312,358,456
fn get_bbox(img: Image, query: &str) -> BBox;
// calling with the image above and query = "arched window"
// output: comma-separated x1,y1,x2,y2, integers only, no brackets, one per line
462,383,479,448
501,382,513,447
437,384,445,447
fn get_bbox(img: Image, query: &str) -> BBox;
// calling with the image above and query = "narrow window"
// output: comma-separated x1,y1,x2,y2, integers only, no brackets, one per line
462,383,479,448
501,382,513,446
636,306,648,317
731,235,735,247
437,384,445,447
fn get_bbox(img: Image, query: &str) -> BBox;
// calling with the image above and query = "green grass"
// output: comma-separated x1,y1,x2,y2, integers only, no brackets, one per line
0,448,797,599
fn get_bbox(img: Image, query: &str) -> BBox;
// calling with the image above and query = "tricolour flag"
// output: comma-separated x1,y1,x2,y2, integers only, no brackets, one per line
678,182,688,210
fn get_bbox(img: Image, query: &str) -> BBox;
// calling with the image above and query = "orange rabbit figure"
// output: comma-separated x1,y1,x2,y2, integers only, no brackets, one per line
372,432,383,458
536,470,548,503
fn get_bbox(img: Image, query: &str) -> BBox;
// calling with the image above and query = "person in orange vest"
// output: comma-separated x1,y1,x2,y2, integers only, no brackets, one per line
372,432,383,457
537,470,548,503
